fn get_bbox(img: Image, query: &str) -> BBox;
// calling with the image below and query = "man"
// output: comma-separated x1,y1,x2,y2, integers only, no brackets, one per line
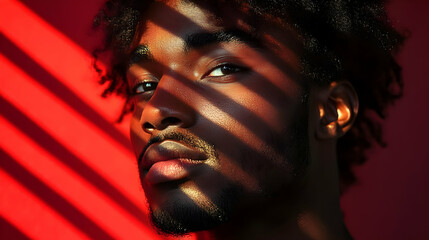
93,0,404,239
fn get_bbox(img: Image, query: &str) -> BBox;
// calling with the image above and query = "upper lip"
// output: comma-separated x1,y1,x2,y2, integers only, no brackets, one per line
140,140,208,171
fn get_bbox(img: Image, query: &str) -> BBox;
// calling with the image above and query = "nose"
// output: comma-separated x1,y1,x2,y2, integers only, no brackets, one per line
140,76,196,133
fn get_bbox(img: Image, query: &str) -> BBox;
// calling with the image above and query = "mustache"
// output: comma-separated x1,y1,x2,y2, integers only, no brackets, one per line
138,132,214,164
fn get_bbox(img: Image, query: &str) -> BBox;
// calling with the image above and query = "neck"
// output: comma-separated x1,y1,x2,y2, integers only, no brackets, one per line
195,141,352,240
195,197,351,240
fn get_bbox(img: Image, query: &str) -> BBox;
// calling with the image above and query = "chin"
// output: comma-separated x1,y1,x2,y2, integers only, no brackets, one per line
147,183,239,235
150,204,225,235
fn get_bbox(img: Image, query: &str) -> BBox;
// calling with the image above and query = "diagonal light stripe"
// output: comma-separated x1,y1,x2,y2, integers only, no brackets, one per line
0,115,162,239
0,0,128,134
0,169,91,240
0,53,146,216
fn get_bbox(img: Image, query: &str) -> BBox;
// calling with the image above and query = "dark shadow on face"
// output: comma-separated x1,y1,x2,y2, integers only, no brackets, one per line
127,10,305,156
131,2,303,84
126,0,312,235
131,89,310,235
0,149,115,239
129,57,300,154
0,96,151,228
148,169,240,236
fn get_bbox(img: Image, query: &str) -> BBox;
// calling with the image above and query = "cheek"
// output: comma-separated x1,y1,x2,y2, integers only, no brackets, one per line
199,81,299,147
129,103,147,158
210,152,261,192
219,84,286,132
194,78,301,188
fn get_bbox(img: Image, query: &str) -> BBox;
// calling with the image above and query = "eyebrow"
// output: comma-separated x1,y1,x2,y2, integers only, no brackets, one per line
128,45,153,67
128,29,262,66
184,29,262,52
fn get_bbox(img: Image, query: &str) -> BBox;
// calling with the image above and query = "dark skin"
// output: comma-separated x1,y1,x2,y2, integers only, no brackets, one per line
127,0,358,239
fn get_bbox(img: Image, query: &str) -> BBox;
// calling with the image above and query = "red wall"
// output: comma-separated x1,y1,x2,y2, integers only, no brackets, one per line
1,0,428,239
341,1,429,239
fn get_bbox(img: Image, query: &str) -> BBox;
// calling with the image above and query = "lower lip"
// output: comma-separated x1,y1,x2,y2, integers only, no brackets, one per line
144,159,200,185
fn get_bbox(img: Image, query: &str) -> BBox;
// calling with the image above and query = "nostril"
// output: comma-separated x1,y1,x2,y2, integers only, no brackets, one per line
161,117,181,127
143,122,155,131
143,117,183,132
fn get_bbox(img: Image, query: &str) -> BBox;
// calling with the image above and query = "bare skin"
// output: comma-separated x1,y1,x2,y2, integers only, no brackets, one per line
126,1,358,239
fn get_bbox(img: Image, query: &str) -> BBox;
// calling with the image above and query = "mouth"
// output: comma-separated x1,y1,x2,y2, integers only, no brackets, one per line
140,140,208,185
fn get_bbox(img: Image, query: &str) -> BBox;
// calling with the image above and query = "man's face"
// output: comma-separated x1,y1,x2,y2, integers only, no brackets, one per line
127,0,308,234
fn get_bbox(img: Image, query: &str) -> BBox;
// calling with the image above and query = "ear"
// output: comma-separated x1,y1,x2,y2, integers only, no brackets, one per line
316,81,359,139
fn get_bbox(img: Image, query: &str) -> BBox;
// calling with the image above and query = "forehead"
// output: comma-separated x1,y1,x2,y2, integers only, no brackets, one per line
138,1,216,54
132,0,300,67
150,0,230,29
140,0,253,44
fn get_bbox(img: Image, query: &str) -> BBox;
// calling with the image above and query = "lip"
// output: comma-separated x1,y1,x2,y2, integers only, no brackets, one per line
140,140,208,184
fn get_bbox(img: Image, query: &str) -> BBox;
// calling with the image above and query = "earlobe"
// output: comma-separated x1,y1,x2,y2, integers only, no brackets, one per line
316,81,359,139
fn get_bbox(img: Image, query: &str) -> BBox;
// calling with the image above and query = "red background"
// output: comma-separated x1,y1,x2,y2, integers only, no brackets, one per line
1,0,428,239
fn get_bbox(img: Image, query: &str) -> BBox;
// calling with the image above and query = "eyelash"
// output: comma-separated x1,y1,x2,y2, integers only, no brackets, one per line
131,63,247,95
203,63,248,78
132,81,158,95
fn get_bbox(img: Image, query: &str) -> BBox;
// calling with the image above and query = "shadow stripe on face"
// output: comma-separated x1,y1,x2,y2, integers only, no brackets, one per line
130,55,303,164
132,88,303,186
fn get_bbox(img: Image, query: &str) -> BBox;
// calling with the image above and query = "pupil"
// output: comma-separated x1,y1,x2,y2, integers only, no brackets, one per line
142,82,157,92
221,65,237,74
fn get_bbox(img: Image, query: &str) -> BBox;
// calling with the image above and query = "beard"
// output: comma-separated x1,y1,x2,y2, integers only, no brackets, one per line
149,186,240,236
143,131,239,236
145,102,310,236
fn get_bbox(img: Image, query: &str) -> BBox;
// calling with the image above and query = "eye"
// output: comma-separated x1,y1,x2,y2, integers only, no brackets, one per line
133,81,158,94
206,64,246,77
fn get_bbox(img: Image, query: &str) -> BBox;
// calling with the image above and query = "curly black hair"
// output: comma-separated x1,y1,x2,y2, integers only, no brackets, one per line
93,0,404,192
